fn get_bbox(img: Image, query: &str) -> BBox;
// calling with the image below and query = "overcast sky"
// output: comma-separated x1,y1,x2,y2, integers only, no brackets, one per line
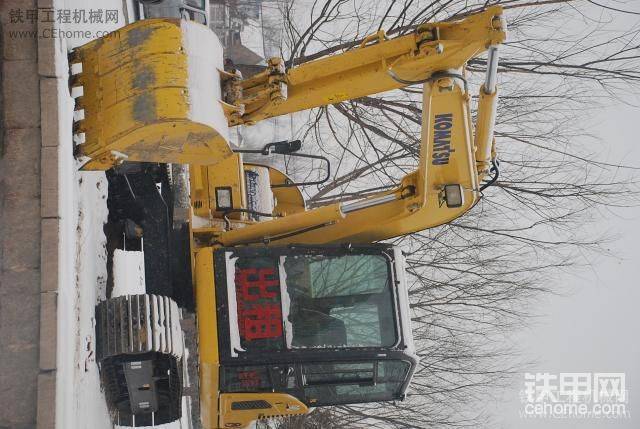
491,6,640,426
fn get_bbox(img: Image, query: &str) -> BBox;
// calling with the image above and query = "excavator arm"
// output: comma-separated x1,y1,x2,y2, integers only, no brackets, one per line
224,6,505,127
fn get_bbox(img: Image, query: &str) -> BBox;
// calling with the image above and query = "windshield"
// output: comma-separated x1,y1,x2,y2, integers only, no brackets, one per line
303,360,410,406
221,359,411,407
282,253,397,348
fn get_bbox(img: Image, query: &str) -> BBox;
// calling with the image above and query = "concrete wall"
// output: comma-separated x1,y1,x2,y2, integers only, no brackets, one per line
0,1,59,428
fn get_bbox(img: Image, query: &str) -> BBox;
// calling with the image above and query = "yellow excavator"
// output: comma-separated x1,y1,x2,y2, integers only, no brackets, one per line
70,5,506,428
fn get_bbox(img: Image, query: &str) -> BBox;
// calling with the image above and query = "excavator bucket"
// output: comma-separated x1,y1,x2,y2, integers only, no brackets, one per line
69,19,232,170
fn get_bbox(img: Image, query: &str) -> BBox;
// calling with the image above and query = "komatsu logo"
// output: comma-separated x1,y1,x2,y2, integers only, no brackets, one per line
432,113,454,165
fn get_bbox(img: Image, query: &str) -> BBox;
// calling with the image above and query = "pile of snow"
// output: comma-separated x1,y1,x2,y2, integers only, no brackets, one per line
182,20,230,143
111,249,146,297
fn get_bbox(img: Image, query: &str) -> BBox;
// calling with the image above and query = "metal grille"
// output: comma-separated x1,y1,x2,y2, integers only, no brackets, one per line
231,400,272,410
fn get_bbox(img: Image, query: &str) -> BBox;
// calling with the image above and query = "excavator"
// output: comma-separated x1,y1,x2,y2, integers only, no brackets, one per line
69,4,506,428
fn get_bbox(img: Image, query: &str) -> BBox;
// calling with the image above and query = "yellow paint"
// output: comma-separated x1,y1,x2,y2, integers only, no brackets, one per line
189,154,247,219
74,8,504,170
195,248,310,429
219,393,308,428
323,92,350,104
474,86,499,180
194,248,220,429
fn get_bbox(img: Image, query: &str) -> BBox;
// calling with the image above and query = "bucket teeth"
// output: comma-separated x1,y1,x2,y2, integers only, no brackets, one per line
73,119,86,134
67,49,81,64
69,73,83,89
74,96,85,110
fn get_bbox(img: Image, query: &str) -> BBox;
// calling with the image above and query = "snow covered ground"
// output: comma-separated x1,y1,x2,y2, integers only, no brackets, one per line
54,1,189,427
54,1,124,427
56,55,112,428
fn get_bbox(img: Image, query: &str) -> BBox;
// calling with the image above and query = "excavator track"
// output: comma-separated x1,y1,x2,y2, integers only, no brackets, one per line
96,294,185,426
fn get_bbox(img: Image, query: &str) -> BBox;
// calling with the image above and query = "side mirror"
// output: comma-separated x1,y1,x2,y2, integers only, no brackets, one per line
263,140,302,155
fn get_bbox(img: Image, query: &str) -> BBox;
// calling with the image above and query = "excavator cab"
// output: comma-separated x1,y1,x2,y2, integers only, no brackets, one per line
195,244,417,427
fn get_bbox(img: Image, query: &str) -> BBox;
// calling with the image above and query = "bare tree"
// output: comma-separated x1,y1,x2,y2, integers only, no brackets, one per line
263,408,342,429
252,0,640,427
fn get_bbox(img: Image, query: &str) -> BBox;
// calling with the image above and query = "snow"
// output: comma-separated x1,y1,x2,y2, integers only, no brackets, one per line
111,249,146,297
56,107,113,428
182,20,230,143
52,2,240,427
225,253,245,357
278,257,293,348
55,7,113,426
55,4,123,429
191,214,212,229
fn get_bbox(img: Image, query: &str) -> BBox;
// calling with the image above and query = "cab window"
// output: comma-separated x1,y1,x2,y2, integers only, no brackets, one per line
283,254,397,348
302,361,410,406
